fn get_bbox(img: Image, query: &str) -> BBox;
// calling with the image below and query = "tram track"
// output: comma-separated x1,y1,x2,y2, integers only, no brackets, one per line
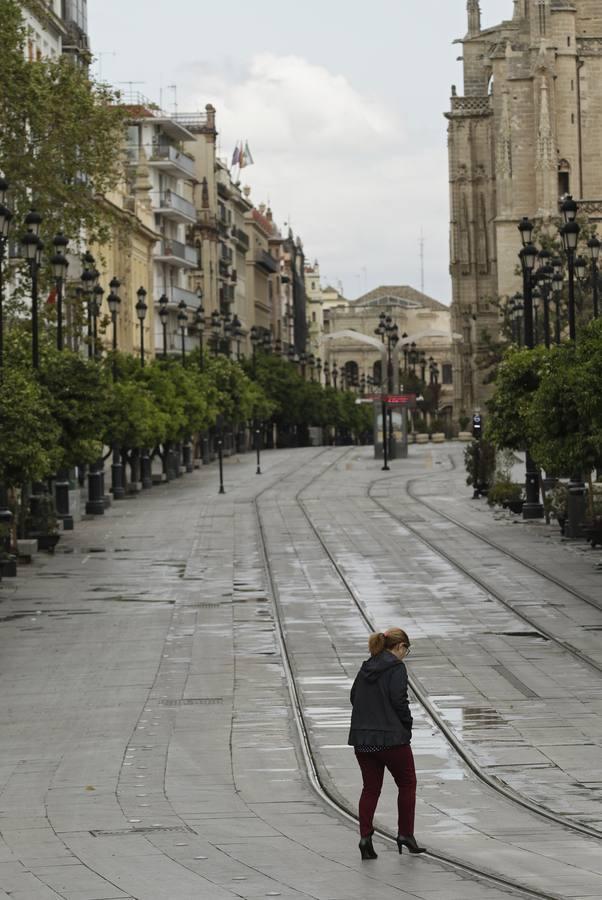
367,460,602,678
252,447,588,900
406,453,601,614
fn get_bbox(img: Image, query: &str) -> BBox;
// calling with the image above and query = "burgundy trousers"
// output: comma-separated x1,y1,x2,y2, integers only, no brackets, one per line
355,745,417,838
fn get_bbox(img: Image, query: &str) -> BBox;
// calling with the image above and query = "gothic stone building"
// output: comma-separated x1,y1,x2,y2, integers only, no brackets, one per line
447,0,602,413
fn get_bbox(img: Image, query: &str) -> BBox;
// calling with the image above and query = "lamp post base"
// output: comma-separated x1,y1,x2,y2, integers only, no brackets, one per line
566,477,586,538
522,501,544,520
86,459,105,516
111,448,126,500
182,441,193,474
140,449,153,489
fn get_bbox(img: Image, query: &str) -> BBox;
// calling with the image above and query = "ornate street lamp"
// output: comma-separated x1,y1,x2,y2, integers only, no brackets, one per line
136,286,148,366
107,280,125,500
231,314,242,360
177,300,188,365
20,212,44,369
587,235,600,318
517,221,543,520
552,272,564,345
332,363,338,390
158,293,169,358
560,196,581,341
0,180,12,543
91,284,104,358
196,288,205,369
323,359,330,386
51,233,69,351
0,190,12,369
211,309,221,356
195,305,205,371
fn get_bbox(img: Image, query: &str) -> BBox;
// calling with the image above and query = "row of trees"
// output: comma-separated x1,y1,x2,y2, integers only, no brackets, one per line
485,318,602,514
0,327,374,534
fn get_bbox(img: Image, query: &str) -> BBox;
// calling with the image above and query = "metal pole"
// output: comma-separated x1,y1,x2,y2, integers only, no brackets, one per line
522,263,543,520
112,311,118,380
543,287,551,349
140,321,145,367
255,424,262,475
593,259,599,318
217,438,225,494
181,327,186,365
56,277,64,351
381,398,389,471
567,250,576,341
199,332,204,371
162,321,167,358
555,298,561,345
0,240,4,369
31,262,39,369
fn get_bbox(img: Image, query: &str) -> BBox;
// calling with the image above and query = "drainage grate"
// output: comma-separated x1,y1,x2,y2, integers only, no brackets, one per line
195,603,222,608
160,698,223,706
91,825,193,837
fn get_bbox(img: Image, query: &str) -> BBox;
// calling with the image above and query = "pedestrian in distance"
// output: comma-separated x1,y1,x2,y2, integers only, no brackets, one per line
348,627,425,860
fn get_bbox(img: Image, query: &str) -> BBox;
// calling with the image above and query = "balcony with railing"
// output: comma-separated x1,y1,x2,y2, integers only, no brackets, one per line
255,249,279,274
154,190,196,224
155,239,198,268
232,226,249,251
148,143,196,179
153,285,202,309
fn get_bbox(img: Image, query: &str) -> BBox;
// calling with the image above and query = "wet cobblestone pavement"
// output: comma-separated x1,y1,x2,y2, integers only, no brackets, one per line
0,445,601,899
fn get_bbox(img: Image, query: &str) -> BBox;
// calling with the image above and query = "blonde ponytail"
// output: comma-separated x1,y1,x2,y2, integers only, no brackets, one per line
368,628,410,657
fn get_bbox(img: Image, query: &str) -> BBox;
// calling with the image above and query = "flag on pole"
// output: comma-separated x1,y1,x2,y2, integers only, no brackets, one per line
231,142,241,167
244,141,254,166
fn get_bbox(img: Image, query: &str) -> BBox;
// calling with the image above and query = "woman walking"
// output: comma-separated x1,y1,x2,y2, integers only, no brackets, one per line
348,628,425,860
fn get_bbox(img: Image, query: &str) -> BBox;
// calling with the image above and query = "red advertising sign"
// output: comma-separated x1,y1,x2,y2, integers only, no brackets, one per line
385,394,417,406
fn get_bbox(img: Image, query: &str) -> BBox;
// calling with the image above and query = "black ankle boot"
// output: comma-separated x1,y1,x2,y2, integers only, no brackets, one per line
396,834,426,855
359,834,378,860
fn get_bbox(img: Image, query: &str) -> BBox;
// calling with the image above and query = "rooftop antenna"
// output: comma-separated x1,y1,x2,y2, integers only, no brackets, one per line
168,84,178,116
419,227,425,293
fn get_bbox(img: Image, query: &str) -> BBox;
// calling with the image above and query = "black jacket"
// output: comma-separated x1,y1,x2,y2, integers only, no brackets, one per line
348,651,412,747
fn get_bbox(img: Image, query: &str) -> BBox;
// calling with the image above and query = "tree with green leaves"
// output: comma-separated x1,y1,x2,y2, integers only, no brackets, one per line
0,0,125,257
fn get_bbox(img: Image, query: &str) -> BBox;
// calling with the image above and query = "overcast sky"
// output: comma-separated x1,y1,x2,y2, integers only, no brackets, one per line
89,1,511,303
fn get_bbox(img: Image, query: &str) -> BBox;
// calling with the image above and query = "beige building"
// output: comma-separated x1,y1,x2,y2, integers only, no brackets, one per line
447,0,602,413
93,159,158,360
323,286,455,418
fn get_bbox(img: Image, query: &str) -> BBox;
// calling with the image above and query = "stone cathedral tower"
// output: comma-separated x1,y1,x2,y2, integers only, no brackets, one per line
446,0,602,414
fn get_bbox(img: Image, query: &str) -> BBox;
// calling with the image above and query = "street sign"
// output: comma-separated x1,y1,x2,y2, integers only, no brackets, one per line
384,394,417,407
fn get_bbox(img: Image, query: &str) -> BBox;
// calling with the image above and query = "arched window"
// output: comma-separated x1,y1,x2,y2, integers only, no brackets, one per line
344,361,359,386
373,360,382,386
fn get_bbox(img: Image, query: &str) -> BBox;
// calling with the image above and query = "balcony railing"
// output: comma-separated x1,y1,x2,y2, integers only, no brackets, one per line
232,226,249,250
155,190,196,223
148,144,196,178
255,249,279,274
155,239,198,268
172,286,202,308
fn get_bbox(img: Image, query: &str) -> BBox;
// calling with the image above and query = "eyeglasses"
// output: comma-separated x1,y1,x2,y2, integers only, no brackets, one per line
403,645,411,656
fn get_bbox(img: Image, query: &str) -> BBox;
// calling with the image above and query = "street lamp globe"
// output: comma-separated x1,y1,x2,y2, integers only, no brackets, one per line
0,204,12,240
560,194,578,224
20,229,39,261
136,286,148,320
520,242,538,271
575,256,588,280
0,176,8,206
92,284,104,316
24,208,42,237
560,221,580,252
518,216,534,247
51,233,69,279
552,272,564,297
587,236,601,263
107,289,121,316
